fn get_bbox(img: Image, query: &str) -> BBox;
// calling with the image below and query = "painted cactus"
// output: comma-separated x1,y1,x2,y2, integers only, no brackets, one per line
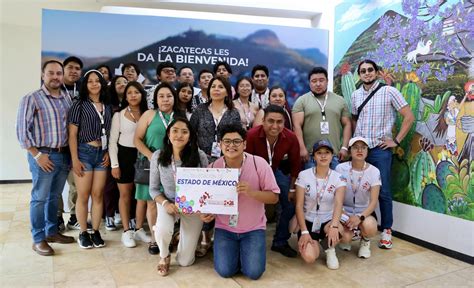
410,138,436,205
396,82,421,158
422,183,446,214
340,62,356,110
436,160,454,190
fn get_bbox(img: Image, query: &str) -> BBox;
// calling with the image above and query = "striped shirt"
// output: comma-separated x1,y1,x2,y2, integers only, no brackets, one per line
351,81,408,148
68,99,113,144
16,85,72,149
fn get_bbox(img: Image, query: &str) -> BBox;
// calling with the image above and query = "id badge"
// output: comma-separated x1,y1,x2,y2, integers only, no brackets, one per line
229,214,239,227
211,141,221,158
101,135,108,150
311,217,321,233
320,121,329,135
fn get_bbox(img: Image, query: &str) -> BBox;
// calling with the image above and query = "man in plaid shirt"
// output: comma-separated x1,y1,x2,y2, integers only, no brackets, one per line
351,59,414,250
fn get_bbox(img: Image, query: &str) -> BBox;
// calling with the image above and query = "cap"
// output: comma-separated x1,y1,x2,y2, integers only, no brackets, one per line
312,139,334,154
349,136,369,148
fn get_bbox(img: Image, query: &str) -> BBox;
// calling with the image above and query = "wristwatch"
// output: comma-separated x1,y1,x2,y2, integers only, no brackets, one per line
357,214,365,222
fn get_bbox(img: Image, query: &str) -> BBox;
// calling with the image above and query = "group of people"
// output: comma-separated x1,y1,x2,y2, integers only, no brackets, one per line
16,56,414,279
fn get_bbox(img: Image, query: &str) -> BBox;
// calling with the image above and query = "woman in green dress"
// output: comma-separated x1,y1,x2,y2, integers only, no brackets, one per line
134,82,181,254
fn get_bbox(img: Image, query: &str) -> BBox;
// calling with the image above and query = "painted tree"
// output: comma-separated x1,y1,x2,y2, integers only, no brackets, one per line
369,0,474,82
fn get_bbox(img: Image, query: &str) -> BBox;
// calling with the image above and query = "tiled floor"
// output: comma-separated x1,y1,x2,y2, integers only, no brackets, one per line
0,183,472,287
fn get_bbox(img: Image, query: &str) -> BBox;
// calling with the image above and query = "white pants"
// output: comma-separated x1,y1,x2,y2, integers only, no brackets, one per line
154,203,203,266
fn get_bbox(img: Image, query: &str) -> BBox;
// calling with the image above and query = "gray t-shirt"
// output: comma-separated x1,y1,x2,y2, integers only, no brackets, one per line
149,149,209,201
292,91,350,152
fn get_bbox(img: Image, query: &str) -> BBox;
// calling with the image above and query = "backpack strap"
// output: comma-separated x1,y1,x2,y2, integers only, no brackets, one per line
352,83,386,120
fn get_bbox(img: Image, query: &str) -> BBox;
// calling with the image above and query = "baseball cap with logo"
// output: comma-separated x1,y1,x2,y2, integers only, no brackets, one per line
312,139,334,154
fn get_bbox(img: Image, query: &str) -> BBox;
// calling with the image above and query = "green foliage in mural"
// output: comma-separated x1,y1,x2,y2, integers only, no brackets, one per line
421,91,451,121
422,183,446,214
396,82,421,158
410,138,436,205
435,160,454,190
339,63,357,110
392,155,416,205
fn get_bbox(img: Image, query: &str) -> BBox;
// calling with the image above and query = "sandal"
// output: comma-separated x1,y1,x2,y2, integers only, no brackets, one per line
195,241,212,258
157,255,171,276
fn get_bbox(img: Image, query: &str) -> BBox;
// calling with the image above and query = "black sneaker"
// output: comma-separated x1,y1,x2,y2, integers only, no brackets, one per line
78,231,93,249
271,243,297,258
148,242,159,255
67,215,92,230
90,230,106,248
57,216,66,233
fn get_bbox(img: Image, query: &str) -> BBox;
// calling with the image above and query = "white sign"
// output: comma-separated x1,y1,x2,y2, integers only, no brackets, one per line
175,167,239,215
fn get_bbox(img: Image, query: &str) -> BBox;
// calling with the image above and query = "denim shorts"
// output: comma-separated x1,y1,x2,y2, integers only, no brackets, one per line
78,143,107,172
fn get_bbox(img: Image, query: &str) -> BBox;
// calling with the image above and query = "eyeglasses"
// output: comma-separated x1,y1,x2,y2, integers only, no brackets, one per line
221,138,244,147
352,145,368,151
360,67,375,74
162,68,176,74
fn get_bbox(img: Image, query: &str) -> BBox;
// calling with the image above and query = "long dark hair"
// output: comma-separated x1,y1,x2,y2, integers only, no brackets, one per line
158,117,201,168
234,76,254,101
79,69,108,103
107,75,128,107
176,82,194,113
153,82,180,113
120,81,148,114
207,76,234,110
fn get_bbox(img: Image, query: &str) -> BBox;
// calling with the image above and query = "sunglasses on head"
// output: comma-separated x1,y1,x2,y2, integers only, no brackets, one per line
360,67,375,74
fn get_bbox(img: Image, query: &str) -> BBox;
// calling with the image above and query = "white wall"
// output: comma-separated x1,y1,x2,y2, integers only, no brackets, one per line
0,0,334,181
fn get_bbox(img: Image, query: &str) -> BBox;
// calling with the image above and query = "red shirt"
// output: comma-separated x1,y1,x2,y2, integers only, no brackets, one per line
245,125,301,178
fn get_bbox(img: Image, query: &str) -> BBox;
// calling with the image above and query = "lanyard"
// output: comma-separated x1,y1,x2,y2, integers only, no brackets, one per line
349,162,366,214
159,111,173,129
91,101,106,136
313,168,331,212
64,83,76,100
237,98,252,127
266,138,278,166
127,106,138,123
284,107,292,129
313,93,328,121
210,104,227,140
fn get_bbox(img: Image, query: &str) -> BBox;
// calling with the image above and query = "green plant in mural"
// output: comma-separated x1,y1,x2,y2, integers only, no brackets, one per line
396,82,421,158
435,160,454,190
421,91,451,121
391,154,416,205
422,183,446,214
410,137,436,205
339,62,356,109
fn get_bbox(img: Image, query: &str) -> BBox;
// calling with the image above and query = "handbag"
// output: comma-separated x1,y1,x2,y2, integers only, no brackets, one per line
134,155,150,185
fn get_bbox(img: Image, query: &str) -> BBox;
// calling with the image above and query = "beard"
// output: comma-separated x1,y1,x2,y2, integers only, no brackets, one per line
312,89,327,97
362,78,377,85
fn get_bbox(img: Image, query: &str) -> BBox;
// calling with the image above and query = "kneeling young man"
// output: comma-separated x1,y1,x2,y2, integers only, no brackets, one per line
201,123,279,280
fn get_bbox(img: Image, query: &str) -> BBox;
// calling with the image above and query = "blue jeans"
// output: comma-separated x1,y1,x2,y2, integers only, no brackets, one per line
272,169,294,247
304,155,339,170
28,151,70,243
213,228,266,280
78,143,107,171
366,147,393,229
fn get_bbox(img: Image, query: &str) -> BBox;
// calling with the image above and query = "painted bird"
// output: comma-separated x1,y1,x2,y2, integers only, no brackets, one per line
405,39,432,64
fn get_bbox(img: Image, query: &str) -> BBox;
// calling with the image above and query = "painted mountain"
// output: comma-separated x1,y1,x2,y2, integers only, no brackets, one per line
43,29,327,104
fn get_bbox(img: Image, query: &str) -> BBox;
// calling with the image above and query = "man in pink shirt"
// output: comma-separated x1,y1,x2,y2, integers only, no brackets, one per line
201,123,279,280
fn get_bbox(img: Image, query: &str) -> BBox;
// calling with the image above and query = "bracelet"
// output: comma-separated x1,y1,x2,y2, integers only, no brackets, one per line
394,138,400,146
161,199,169,207
330,225,339,229
341,146,348,151
289,189,296,193
34,152,42,161
301,230,310,235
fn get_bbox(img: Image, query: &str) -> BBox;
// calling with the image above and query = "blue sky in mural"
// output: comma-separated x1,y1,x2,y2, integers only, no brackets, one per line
42,9,328,58
334,0,460,67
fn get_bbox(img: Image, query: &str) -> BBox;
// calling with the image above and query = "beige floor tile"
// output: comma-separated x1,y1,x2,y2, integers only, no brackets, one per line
53,248,107,272
407,266,474,287
2,271,54,288
54,264,116,287
0,241,53,277
0,212,14,221
109,260,167,286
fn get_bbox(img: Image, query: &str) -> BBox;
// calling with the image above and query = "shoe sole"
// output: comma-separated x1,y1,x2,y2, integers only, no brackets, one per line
32,246,54,256
105,226,117,231
93,243,106,248
77,238,93,249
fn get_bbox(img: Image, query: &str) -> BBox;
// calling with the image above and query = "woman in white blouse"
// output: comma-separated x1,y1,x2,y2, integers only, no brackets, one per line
109,81,149,248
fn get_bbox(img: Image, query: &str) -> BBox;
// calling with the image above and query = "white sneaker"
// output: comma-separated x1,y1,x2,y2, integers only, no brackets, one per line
378,228,393,249
121,230,136,248
134,228,151,243
339,242,352,251
114,212,122,225
358,239,371,258
325,247,339,270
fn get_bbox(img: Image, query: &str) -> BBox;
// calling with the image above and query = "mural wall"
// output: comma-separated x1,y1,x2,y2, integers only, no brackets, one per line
334,0,473,221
